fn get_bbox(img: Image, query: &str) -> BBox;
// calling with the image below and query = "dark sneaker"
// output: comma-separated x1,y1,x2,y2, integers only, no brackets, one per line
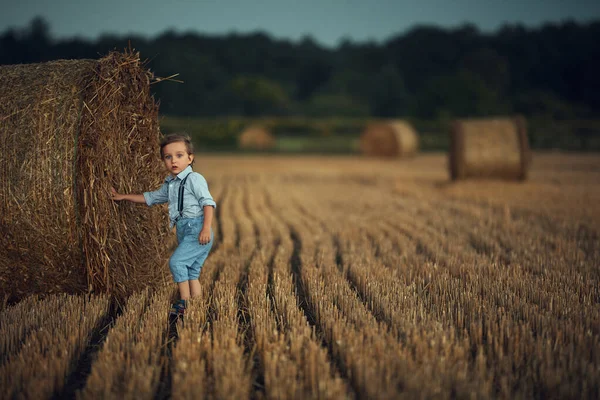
169,299,187,320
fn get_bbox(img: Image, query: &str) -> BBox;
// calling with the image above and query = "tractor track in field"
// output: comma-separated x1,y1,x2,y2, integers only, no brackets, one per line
54,299,120,400
237,183,265,399
264,187,357,397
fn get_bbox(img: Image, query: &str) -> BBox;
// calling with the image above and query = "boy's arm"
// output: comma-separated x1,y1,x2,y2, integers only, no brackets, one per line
202,205,214,229
112,182,169,205
111,187,147,203
199,205,214,244
189,174,217,209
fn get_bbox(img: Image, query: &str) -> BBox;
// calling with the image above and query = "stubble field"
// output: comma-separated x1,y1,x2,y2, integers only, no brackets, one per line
2,152,599,399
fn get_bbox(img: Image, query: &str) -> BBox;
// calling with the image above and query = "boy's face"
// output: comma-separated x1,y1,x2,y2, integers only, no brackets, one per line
162,141,194,176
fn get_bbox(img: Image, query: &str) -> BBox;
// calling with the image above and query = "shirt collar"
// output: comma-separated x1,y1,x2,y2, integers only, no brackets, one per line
165,165,193,182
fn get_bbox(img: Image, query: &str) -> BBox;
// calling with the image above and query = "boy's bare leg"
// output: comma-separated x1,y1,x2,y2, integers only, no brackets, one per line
190,279,201,298
178,281,191,300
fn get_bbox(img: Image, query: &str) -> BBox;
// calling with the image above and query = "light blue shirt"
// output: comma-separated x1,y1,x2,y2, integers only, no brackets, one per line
143,166,216,227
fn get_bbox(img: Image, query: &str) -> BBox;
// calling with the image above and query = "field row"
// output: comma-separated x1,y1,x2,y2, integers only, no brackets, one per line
2,156,599,399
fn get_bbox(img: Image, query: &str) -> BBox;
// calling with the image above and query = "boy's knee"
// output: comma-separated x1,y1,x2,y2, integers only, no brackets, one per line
169,257,187,282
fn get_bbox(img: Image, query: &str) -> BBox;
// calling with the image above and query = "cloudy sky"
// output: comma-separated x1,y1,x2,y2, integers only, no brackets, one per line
1,0,599,47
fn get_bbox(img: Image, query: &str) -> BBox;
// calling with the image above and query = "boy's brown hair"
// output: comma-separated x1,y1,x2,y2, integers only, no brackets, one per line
159,133,194,159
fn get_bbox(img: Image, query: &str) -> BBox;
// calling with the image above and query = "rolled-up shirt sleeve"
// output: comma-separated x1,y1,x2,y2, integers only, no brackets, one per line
143,182,169,206
190,174,217,209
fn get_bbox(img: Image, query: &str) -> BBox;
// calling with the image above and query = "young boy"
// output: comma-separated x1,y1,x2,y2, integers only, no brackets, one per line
111,133,216,318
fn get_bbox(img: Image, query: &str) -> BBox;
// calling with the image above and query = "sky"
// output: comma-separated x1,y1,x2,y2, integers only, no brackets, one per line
1,0,600,47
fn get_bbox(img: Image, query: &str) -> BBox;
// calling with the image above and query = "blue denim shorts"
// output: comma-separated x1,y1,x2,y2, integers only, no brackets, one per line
169,217,214,283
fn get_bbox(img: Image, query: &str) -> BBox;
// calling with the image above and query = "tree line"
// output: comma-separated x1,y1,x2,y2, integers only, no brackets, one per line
1,17,599,120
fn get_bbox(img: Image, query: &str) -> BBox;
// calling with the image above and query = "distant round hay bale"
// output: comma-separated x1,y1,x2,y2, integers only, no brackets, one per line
238,125,275,150
449,116,531,180
0,50,171,302
359,120,419,157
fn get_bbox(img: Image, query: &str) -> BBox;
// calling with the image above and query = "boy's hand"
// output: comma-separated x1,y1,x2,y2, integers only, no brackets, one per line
199,227,211,245
110,187,125,201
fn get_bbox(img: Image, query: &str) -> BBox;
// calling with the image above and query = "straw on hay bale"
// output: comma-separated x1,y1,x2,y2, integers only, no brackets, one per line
449,116,531,180
359,120,419,157
238,125,275,150
0,50,171,302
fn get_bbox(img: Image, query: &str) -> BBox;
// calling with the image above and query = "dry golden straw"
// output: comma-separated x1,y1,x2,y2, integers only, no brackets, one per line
238,125,275,150
0,50,171,302
1,154,598,398
359,120,419,157
449,116,531,180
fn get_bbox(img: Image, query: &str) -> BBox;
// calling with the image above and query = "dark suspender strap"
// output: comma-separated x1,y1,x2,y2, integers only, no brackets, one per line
177,174,190,221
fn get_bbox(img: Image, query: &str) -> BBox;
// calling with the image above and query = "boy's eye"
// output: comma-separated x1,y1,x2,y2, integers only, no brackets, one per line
165,155,172,160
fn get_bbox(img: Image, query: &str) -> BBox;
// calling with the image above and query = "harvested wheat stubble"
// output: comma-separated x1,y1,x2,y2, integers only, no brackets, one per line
359,120,419,157
0,294,110,399
238,125,275,150
78,287,170,399
0,294,70,365
172,292,211,400
0,50,171,302
449,116,531,180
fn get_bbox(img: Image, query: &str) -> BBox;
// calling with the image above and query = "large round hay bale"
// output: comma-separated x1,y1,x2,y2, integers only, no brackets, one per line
0,51,171,302
359,120,419,157
238,125,275,150
449,116,531,180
